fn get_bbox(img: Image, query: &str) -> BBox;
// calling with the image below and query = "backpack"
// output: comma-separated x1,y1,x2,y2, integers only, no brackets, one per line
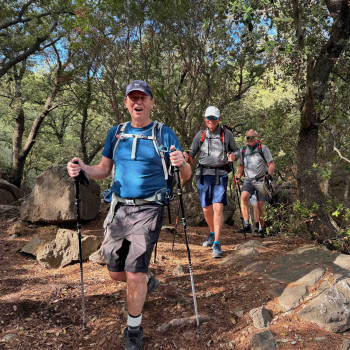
241,140,268,165
197,124,234,174
199,124,233,155
104,120,173,204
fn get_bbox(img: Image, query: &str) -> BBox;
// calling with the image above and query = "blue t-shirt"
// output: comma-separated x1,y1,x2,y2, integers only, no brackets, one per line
102,121,182,199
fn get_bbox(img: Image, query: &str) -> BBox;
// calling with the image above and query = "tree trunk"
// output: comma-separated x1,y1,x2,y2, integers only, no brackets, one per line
296,0,350,238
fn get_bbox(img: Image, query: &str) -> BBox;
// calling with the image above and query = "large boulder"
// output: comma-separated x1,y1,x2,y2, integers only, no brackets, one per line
36,228,102,269
20,164,100,223
0,179,22,205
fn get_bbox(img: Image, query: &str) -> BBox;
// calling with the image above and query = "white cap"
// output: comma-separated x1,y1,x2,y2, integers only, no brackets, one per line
205,106,220,118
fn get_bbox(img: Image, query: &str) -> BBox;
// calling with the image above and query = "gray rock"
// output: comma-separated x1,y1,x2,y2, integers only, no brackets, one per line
249,306,272,329
20,234,56,256
250,330,276,350
8,222,36,236
278,285,308,312
89,248,105,265
172,264,189,275
221,240,262,266
20,164,100,223
340,338,350,350
298,278,350,333
2,333,19,342
36,229,101,268
291,267,326,287
0,205,20,218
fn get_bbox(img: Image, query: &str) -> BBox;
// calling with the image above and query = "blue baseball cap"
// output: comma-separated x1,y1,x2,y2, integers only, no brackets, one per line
126,80,153,97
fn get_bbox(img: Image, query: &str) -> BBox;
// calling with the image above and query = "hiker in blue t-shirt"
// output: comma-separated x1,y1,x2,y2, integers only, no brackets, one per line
67,80,191,350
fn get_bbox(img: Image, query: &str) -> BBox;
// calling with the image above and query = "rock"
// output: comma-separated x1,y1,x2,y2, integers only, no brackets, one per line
172,265,189,275
221,240,263,266
278,285,308,312
298,278,350,333
0,179,21,204
1,333,19,342
20,164,100,223
89,248,105,265
36,229,102,268
249,306,272,329
340,338,350,350
8,222,36,236
0,205,20,218
250,330,276,350
20,234,56,256
233,308,244,318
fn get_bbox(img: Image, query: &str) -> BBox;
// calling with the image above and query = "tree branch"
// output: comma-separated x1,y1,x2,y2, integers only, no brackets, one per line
334,142,350,164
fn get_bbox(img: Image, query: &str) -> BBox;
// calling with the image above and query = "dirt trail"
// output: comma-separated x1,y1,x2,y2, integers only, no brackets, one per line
0,213,347,349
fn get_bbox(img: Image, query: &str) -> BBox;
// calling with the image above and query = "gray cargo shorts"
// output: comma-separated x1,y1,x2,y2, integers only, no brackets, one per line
101,203,164,273
241,177,268,202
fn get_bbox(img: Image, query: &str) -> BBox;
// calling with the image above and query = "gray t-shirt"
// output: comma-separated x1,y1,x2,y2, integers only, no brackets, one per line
239,144,273,180
189,126,239,176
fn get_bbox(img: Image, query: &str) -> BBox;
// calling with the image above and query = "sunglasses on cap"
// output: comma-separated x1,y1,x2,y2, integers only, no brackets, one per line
206,116,219,120
246,136,256,141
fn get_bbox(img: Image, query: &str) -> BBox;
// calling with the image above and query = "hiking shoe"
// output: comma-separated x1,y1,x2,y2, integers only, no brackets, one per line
238,224,252,234
253,227,265,238
124,327,143,350
212,242,223,258
147,276,159,295
202,233,215,247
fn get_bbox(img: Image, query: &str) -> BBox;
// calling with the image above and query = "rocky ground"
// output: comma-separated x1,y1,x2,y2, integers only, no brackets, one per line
1,210,350,350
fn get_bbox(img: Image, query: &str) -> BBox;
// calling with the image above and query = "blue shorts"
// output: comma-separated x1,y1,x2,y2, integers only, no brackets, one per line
196,175,228,208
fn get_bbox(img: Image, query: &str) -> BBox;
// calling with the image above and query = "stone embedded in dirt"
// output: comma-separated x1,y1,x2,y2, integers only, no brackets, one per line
20,164,100,224
20,234,57,256
233,308,244,318
249,306,272,329
156,315,211,333
221,240,262,266
0,205,20,218
278,285,308,312
0,179,22,205
250,330,276,350
1,333,19,342
89,248,105,265
172,264,189,275
36,228,102,269
340,338,350,350
298,277,350,333
8,222,35,236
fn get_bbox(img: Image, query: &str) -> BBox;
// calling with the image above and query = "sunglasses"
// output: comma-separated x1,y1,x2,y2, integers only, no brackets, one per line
206,116,219,120
246,136,256,141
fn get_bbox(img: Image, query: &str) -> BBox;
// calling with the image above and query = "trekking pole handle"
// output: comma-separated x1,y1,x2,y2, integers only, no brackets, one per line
72,160,90,186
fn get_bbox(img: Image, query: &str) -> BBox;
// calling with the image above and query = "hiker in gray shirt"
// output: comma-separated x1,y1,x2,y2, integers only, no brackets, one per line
184,106,239,258
237,129,275,238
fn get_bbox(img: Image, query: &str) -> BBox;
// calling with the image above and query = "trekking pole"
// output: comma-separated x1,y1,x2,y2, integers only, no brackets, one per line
72,161,89,330
171,201,181,252
171,179,184,252
230,161,246,240
171,149,201,334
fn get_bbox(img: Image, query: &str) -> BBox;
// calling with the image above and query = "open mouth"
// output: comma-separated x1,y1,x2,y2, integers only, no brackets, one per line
134,107,143,112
